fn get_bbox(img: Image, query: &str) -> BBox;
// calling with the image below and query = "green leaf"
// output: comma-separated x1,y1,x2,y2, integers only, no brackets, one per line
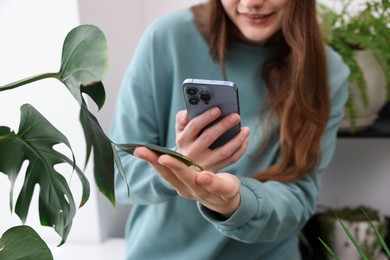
0,104,90,245
57,26,114,205
112,143,203,199
80,100,115,205
81,81,106,111
59,24,108,105
0,226,53,260
0,25,108,104
362,209,390,257
0,23,113,213
339,218,368,260
318,237,339,260
112,143,129,198
114,143,204,171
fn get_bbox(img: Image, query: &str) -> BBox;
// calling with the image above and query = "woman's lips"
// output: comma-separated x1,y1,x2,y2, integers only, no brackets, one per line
241,12,273,25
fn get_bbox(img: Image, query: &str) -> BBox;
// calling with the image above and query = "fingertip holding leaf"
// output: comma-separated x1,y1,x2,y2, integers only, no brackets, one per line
113,143,204,172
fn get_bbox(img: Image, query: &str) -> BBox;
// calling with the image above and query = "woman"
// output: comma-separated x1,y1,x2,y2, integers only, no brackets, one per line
110,0,349,259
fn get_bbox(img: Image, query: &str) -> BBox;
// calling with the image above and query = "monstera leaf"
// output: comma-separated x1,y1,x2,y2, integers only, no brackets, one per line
0,24,115,205
0,23,204,249
0,104,89,245
80,82,115,204
0,226,53,260
58,26,116,205
59,24,108,105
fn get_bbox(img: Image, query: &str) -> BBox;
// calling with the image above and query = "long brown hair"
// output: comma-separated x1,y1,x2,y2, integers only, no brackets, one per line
192,0,330,182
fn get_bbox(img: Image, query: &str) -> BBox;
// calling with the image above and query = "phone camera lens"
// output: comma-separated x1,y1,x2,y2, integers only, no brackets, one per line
186,87,198,96
189,97,199,105
200,92,211,102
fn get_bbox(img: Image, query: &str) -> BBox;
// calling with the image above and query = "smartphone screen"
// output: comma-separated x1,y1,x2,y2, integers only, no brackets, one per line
182,78,240,149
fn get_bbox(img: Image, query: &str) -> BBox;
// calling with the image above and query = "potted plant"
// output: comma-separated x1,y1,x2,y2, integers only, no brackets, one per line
0,24,200,259
0,24,113,259
318,205,389,259
319,0,390,132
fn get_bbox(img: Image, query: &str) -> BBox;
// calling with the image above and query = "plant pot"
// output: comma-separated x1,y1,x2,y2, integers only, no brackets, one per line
339,50,387,132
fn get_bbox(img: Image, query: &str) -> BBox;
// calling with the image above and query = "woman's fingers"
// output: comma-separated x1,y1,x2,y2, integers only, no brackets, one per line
157,154,198,189
198,127,250,172
196,172,239,199
175,110,188,133
158,154,239,199
176,107,221,148
134,147,186,190
215,126,250,159
133,146,159,162
196,113,241,148
156,153,241,217
196,172,241,217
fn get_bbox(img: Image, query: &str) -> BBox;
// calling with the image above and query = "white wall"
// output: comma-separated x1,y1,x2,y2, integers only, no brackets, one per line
0,0,104,248
319,139,390,216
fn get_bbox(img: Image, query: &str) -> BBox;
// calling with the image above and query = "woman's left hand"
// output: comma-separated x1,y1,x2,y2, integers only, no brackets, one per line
134,146,241,218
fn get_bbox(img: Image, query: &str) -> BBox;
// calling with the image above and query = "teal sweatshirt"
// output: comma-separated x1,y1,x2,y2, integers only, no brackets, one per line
110,8,350,260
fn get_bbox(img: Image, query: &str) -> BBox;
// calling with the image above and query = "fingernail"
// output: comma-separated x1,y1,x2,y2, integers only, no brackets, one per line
229,114,240,123
211,108,220,116
242,127,250,135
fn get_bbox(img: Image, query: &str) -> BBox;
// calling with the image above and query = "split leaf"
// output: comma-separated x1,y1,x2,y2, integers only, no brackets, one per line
0,104,89,245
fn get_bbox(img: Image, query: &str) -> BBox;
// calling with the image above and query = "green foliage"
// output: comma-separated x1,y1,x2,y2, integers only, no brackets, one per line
59,24,108,105
319,0,390,131
0,105,87,245
319,237,340,260
0,24,203,249
79,82,116,205
364,210,390,257
0,24,112,245
321,205,382,222
319,207,389,260
0,225,53,260
339,218,369,259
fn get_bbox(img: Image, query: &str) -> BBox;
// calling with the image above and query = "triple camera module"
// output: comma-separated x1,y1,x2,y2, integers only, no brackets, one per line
186,87,211,105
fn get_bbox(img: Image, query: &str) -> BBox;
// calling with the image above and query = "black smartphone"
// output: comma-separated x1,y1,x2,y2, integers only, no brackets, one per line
182,78,241,149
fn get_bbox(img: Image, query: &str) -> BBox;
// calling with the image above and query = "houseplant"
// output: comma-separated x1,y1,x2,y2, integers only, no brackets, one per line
0,24,112,258
0,24,199,258
319,0,390,132
318,205,389,259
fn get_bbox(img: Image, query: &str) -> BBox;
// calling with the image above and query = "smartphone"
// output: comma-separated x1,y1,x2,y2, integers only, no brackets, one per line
182,78,241,149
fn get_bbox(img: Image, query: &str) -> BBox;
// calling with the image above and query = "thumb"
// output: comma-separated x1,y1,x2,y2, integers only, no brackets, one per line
197,172,240,198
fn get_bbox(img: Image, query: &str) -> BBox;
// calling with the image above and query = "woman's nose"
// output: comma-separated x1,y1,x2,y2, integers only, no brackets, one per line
240,0,265,10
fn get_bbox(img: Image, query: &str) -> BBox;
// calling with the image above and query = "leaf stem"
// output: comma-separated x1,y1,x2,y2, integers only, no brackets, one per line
0,72,60,92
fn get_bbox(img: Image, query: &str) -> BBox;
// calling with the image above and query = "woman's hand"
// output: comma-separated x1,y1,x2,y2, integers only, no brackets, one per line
175,108,250,172
134,146,241,217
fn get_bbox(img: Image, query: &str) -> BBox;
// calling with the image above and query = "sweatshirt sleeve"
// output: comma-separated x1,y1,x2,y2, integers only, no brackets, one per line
198,48,350,243
109,21,178,205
